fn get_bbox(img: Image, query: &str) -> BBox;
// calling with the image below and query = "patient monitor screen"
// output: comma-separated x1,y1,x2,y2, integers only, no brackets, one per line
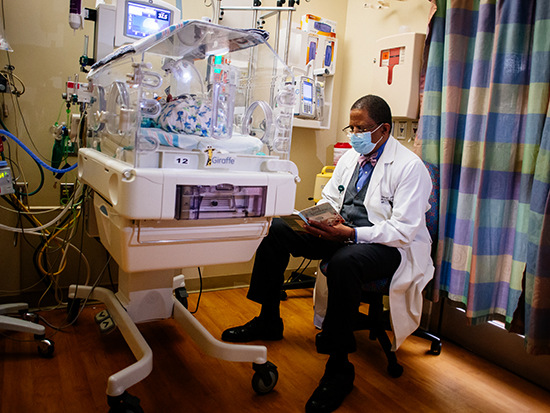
125,1,172,39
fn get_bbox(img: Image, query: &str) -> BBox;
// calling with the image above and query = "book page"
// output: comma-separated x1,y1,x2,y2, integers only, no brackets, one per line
298,203,344,226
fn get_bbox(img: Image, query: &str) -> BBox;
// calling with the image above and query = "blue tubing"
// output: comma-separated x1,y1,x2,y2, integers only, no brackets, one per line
0,129,78,174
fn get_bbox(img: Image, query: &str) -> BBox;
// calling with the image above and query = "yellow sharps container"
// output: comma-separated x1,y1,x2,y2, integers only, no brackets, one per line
313,166,335,203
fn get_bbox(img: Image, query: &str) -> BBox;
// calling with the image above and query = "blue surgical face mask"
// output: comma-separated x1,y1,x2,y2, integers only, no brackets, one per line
349,124,383,155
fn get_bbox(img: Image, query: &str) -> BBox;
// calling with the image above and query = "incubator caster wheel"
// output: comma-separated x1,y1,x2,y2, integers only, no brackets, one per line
21,311,40,324
107,391,144,413
37,337,55,358
280,291,288,301
387,361,403,378
252,361,278,395
430,341,442,355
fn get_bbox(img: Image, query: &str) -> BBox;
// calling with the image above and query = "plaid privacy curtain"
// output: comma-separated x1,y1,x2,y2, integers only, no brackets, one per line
416,0,550,355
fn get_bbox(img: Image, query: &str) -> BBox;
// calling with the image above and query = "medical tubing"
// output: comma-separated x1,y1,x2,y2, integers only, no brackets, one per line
0,129,78,174
242,100,273,142
31,191,85,301
0,194,42,229
36,210,81,278
0,121,46,195
9,193,50,232
0,183,83,234
42,255,109,332
42,235,88,284
0,116,9,134
14,160,45,196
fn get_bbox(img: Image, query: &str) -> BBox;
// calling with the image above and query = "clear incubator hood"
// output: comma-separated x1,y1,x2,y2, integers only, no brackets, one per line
85,19,296,168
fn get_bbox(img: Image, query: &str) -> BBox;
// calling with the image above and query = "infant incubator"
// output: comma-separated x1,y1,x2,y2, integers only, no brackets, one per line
70,20,299,410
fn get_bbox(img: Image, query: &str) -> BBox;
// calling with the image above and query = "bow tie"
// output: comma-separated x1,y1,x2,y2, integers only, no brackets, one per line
359,154,378,168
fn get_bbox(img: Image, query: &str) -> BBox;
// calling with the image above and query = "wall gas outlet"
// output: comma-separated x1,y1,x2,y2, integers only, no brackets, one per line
60,183,75,204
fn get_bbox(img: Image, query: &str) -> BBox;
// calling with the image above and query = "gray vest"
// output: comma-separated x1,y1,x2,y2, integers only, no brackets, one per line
340,164,373,228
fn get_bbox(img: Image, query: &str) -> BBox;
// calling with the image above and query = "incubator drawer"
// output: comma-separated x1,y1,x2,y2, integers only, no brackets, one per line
174,184,267,220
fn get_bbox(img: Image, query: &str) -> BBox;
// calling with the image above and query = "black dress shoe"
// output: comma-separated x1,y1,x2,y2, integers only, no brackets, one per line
305,363,354,413
221,317,284,342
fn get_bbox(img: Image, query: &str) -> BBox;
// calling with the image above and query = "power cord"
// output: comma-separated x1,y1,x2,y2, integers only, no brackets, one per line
190,267,203,314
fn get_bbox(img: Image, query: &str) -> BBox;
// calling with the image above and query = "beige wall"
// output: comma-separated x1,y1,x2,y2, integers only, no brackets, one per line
0,0,431,299
339,0,431,140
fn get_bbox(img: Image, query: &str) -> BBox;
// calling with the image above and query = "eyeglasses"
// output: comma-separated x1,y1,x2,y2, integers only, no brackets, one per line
342,123,382,138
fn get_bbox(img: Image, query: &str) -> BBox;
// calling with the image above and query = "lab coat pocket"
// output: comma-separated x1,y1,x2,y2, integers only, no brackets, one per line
379,189,394,217
380,195,394,208
378,172,394,214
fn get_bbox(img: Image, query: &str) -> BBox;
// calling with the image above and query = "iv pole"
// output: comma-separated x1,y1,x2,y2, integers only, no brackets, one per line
212,0,298,65
211,1,298,110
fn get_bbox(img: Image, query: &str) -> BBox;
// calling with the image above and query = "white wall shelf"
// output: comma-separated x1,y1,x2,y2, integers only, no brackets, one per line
293,100,332,129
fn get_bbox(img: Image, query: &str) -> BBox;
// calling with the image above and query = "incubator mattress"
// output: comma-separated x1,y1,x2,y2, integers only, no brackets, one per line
140,128,264,154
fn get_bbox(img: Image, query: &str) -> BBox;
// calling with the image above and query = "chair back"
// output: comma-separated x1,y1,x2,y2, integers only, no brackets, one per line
360,161,440,293
424,161,440,245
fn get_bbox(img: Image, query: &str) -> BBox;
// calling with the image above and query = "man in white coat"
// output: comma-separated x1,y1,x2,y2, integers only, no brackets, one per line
221,95,434,413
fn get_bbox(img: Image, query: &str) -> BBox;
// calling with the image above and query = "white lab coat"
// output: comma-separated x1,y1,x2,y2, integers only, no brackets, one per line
316,135,434,350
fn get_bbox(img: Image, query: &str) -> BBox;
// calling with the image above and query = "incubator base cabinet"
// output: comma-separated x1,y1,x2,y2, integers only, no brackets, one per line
69,20,299,410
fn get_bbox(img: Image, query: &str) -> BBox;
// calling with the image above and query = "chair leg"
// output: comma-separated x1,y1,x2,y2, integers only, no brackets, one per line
410,297,444,356
412,328,442,355
358,298,404,377
367,323,403,378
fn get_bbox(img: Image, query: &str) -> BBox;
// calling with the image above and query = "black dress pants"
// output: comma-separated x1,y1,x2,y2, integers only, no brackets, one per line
247,218,401,354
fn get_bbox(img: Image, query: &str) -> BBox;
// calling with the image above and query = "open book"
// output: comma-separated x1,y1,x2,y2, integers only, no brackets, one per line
280,203,344,232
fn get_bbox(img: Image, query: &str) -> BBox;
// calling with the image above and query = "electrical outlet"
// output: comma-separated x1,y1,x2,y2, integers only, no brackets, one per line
60,183,75,204
396,121,407,139
13,182,29,204
411,121,419,140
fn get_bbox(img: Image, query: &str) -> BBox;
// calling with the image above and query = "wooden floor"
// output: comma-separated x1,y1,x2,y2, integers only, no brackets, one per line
2,287,550,413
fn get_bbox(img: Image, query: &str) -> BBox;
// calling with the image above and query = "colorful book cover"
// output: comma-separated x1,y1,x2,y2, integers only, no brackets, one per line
280,203,344,231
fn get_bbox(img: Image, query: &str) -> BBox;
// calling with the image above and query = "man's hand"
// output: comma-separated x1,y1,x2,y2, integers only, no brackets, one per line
304,220,355,243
